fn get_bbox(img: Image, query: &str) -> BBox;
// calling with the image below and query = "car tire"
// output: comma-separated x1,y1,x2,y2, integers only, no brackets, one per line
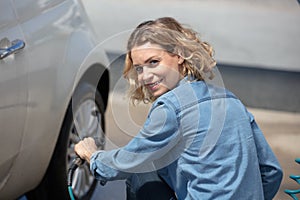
27,82,105,200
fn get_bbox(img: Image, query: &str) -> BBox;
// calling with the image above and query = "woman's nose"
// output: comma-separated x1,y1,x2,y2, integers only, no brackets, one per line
141,67,153,83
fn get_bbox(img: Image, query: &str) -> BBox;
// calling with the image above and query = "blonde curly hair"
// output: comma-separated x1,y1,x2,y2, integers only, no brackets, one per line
123,17,216,104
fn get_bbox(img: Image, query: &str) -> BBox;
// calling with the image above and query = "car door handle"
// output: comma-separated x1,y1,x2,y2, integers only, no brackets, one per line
0,38,25,60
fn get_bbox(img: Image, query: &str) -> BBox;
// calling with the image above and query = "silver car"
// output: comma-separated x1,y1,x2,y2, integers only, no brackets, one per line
0,0,109,199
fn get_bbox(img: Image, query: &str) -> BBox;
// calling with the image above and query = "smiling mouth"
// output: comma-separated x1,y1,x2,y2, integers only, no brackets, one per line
146,79,162,88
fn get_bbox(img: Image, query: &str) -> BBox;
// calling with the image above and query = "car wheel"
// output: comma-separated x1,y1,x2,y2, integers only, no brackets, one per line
27,82,105,200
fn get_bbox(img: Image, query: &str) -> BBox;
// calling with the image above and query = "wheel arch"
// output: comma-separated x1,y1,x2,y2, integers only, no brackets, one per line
74,63,110,112
26,62,110,199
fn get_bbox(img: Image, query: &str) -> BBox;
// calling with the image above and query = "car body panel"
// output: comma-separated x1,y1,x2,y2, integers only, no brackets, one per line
0,0,109,199
0,0,28,194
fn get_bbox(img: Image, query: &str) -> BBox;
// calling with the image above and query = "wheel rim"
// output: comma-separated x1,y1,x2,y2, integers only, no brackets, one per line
67,99,104,198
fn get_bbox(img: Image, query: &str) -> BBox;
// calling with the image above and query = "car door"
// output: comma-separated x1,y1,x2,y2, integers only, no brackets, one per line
0,0,27,191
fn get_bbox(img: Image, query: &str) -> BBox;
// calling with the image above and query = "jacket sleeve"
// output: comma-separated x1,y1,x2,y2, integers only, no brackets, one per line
90,102,180,181
249,112,283,200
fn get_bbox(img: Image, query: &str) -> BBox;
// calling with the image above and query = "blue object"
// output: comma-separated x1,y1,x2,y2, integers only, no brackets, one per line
90,78,283,200
285,158,300,200
68,186,76,200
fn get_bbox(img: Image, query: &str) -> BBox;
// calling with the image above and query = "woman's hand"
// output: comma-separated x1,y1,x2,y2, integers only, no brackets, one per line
74,137,98,163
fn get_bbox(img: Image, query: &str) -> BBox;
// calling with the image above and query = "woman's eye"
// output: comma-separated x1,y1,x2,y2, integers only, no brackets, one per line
135,66,143,74
149,59,159,66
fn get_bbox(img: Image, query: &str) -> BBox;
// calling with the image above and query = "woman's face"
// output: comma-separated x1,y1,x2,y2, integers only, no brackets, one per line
131,43,183,98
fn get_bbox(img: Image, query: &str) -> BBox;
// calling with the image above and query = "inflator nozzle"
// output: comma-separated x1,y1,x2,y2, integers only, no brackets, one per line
67,157,84,187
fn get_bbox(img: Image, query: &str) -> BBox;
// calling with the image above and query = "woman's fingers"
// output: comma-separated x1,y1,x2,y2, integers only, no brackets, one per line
74,137,97,163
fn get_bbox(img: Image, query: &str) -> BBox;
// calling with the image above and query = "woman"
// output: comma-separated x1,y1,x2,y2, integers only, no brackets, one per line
75,17,282,199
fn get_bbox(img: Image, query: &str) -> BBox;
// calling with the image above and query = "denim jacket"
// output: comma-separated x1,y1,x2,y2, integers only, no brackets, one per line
90,78,283,200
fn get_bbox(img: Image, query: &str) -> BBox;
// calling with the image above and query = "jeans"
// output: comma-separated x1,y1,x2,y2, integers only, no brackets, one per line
126,171,177,200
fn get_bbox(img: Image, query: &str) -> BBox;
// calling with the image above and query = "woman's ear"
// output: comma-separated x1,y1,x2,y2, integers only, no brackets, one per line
178,56,184,64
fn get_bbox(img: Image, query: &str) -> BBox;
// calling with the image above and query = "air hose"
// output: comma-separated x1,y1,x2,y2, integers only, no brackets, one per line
285,158,300,200
67,157,84,200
